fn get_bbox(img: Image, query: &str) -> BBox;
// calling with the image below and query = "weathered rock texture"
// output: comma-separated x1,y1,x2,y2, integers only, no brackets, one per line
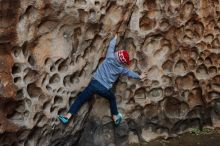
0,0,220,145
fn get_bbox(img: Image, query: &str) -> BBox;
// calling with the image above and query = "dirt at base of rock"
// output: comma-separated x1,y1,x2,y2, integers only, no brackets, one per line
131,128,220,146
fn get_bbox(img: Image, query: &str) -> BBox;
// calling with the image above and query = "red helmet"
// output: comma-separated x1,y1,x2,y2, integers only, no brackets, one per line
116,50,130,65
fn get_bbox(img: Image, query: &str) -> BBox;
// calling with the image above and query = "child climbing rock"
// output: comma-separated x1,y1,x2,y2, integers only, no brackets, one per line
58,34,146,126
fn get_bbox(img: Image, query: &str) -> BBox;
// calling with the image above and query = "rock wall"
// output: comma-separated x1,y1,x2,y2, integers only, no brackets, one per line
0,0,220,146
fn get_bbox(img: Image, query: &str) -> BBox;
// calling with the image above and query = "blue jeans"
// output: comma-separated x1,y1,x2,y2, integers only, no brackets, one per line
68,79,119,116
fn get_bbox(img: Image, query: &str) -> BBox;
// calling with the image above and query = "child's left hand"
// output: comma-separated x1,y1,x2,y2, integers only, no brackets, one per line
140,73,147,80
140,72,147,80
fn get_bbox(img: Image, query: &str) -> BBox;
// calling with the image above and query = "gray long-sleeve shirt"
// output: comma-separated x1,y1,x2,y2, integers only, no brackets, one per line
93,37,140,89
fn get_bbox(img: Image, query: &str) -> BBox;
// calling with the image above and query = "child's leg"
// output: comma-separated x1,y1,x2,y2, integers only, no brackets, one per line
58,82,95,124
104,91,119,116
97,89,119,116
99,90,123,126
68,83,96,118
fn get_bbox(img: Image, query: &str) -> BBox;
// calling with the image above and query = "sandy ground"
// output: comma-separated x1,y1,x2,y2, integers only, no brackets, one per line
132,128,220,146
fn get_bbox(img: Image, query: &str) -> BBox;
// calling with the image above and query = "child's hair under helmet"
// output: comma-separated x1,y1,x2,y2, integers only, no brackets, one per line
115,50,130,65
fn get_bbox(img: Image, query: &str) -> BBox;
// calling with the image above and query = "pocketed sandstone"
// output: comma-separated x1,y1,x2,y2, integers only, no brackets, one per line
0,0,220,145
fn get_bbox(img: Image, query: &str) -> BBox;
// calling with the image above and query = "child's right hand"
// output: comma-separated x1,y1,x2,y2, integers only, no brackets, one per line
114,33,118,39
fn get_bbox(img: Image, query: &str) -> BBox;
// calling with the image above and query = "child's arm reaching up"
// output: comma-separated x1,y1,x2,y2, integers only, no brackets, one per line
106,34,117,58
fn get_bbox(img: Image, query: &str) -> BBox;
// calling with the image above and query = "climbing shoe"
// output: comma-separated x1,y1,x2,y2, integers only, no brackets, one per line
58,115,69,124
114,113,123,126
